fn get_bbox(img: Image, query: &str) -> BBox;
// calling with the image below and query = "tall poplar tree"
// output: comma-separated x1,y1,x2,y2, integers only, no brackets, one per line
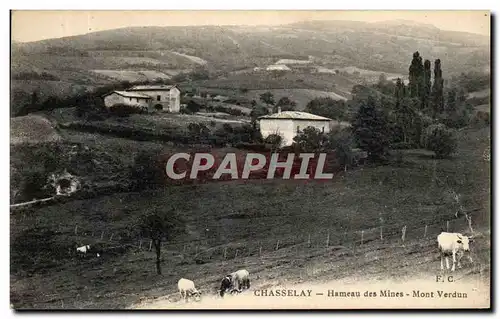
431,59,445,116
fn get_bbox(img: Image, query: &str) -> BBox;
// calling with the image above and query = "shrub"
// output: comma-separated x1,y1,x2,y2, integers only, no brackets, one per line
129,150,166,190
264,134,283,151
108,103,144,117
420,124,457,158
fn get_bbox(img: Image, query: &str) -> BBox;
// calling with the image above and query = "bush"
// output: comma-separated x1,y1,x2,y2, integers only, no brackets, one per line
186,100,201,113
264,134,283,151
390,142,417,150
129,150,166,190
108,103,144,117
420,124,457,158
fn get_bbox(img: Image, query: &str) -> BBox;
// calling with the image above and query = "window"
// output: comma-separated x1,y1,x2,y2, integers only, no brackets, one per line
157,95,161,101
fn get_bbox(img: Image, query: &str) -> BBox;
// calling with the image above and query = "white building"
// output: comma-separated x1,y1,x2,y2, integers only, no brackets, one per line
258,109,333,146
102,85,181,112
102,91,152,111
125,85,181,112
265,64,291,71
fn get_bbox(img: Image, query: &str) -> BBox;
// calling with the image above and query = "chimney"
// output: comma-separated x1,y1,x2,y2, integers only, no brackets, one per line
277,106,282,114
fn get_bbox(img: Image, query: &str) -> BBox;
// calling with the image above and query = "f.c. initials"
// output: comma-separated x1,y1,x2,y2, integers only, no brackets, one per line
436,275,454,282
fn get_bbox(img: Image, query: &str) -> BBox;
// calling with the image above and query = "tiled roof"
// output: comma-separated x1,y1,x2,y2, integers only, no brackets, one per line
107,91,152,99
126,85,177,91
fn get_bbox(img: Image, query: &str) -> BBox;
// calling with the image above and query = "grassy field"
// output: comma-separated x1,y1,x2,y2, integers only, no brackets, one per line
193,72,357,97
10,125,490,309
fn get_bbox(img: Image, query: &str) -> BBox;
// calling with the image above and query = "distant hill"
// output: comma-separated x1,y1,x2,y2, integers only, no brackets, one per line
11,19,490,115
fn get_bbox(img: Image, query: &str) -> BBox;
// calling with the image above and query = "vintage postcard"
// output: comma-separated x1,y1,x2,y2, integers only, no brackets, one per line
10,10,491,310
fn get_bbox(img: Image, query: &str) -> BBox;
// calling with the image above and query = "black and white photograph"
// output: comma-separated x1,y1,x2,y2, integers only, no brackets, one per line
8,9,491,310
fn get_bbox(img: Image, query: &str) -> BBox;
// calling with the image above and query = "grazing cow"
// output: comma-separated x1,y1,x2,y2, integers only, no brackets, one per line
437,232,474,272
76,245,91,254
219,269,250,297
177,278,201,303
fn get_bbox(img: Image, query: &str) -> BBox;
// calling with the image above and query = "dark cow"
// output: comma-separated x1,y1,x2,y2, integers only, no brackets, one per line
219,269,250,297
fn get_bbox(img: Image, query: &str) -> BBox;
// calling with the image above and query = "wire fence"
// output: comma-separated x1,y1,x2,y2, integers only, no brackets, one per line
54,205,480,264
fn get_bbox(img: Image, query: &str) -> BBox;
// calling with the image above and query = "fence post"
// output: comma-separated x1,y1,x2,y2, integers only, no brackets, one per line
463,213,474,233
139,239,142,249
361,230,364,245
446,220,450,232
110,233,114,241
149,240,153,251
343,230,347,242
276,240,280,251
74,225,78,235
91,231,94,237
307,234,311,248
380,226,383,241
402,226,407,243
326,232,330,248
223,247,227,260
424,225,428,238
259,246,262,257
100,231,104,240
235,249,238,259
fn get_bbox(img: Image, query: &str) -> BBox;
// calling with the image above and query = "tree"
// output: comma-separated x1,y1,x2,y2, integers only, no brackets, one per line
305,98,347,121
187,123,210,143
137,209,185,275
293,126,327,153
264,134,283,151
394,78,406,105
130,150,165,190
446,88,457,113
420,123,457,158
274,96,297,112
324,128,354,171
186,100,201,113
408,51,424,99
259,92,275,106
352,96,391,161
422,59,432,111
378,73,387,84
393,97,419,145
431,59,445,116
250,104,269,131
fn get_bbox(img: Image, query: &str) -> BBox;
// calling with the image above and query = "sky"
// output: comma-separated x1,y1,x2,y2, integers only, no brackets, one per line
11,10,490,43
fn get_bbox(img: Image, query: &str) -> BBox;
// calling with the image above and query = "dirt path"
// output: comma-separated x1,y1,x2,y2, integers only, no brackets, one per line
133,229,491,310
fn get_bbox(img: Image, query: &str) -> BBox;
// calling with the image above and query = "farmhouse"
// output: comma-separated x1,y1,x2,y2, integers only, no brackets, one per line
102,91,152,111
126,85,181,112
266,64,291,71
258,109,333,146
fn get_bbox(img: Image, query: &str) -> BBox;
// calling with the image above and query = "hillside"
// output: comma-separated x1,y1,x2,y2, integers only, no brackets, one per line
11,19,490,115
10,124,491,309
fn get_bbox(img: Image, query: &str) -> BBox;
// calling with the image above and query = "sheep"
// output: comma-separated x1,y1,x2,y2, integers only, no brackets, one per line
219,269,250,297
437,232,474,272
177,278,201,303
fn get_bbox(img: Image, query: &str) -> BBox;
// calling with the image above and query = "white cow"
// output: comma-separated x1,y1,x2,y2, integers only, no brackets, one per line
177,278,201,302
437,232,474,272
76,245,91,254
